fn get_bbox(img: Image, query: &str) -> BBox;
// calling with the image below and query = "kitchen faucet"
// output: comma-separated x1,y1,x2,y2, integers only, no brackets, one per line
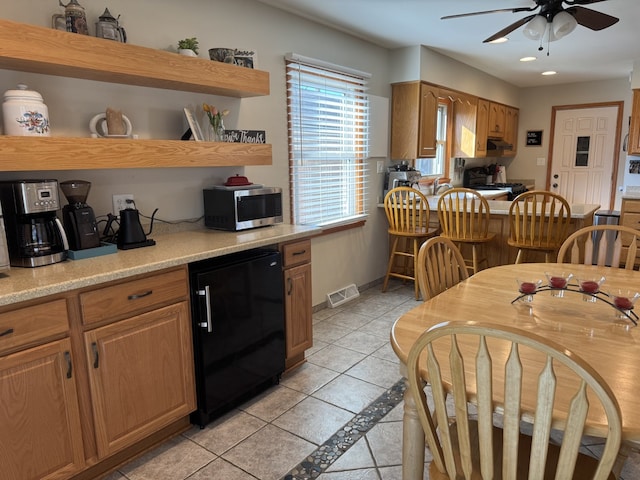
434,178,453,194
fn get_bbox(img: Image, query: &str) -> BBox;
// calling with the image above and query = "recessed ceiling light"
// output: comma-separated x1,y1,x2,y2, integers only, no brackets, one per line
542,71,557,76
520,56,537,62
489,37,508,44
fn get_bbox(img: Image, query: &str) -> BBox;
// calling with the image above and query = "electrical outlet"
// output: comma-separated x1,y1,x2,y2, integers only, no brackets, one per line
377,160,385,174
112,194,134,215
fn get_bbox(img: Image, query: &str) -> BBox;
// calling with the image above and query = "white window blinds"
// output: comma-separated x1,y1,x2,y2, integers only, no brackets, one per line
286,54,370,227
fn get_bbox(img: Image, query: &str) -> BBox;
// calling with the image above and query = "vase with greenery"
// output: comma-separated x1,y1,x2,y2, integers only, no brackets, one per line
203,103,229,141
177,37,199,56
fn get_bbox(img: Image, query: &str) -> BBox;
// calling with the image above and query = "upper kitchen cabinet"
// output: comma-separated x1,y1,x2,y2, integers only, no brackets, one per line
472,100,518,159
503,106,519,157
391,82,438,159
488,102,506,138
629,89,640,155
475,98,490,158
442,89,479,158
0,19,272,170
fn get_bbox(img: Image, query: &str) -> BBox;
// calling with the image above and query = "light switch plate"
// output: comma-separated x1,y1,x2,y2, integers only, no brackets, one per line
536,157,546,166
377,160,385,174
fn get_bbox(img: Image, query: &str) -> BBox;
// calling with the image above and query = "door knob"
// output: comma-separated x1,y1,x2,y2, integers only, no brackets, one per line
552,183,558,188
553,174,559,179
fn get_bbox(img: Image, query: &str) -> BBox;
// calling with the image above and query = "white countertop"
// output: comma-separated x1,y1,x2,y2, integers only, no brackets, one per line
419,194,599,217
0,224,320,307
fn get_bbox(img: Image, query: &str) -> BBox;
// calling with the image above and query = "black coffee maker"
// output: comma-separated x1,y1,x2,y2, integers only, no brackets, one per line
0,180,69,267
60,180,101,250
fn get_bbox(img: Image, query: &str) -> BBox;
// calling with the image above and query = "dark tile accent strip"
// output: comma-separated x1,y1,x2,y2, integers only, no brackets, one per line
284,378,406,479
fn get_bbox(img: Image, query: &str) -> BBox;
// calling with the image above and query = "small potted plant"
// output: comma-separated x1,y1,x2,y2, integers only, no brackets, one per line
177,37,199,57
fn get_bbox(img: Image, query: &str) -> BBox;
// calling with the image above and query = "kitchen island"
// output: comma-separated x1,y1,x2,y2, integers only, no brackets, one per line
380,194,599,266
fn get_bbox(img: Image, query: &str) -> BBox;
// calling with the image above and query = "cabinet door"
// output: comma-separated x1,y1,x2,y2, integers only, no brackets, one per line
0,338,84,480
489,102,506,137
476,99,490,158
284,263,312,361
450,93,478,158
621,199,640,265
629,90,640,155
418,84,438,158
503,106,519,157
391,82,420,160
85,302,195,458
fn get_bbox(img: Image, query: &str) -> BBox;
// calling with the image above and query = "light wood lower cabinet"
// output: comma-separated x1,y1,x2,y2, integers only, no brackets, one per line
620,198,640,265
281,240,313,370
84,301,195,458
0,302,85,480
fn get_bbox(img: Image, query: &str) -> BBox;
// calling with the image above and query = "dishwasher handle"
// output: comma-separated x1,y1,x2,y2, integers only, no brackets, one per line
197,286,213,333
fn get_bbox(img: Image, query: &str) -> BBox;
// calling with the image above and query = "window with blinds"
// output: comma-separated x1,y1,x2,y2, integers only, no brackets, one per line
285,53,370,227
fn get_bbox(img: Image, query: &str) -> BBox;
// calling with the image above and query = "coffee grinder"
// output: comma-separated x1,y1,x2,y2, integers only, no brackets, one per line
60,180,101,250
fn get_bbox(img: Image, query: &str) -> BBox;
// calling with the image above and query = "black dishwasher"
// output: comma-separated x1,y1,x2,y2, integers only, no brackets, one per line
189,247,285,427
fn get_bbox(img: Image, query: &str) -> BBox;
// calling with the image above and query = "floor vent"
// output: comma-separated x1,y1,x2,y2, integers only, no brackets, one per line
326,284,360,308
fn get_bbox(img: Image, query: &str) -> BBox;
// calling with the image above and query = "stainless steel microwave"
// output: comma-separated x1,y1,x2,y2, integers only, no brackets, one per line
203,186,283,231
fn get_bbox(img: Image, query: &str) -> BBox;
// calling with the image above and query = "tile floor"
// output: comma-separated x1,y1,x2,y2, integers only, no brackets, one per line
105,280,640,480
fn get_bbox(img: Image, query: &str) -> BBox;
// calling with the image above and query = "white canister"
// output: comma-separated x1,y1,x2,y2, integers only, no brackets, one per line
2,84,51,136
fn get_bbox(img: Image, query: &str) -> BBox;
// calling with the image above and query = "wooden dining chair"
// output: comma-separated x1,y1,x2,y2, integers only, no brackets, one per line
437,188,495,274
407,320,622,480
508,190,571,264
417,236,469,301
382,186,439,300
557,224,640,270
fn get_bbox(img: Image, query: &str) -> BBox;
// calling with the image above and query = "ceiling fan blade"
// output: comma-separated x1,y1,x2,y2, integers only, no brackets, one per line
442,7,535,20
564,0,609,5
483,15,537,43
566,5,619,31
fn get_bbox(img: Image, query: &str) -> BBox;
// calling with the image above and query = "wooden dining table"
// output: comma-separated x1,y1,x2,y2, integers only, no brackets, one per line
390,263,640,480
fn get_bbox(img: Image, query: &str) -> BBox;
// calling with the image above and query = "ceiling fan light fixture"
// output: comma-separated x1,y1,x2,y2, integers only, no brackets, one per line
523,14,548,41
520,56,537,62
551,11,577,40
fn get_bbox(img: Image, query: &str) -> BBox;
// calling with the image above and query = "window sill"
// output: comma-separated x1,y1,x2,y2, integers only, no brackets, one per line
303,216,367,236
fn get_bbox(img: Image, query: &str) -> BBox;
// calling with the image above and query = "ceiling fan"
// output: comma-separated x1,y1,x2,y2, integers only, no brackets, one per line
442,0,619,44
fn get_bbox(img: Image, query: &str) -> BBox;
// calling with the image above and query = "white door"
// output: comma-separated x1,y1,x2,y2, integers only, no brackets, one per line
550,105,620,208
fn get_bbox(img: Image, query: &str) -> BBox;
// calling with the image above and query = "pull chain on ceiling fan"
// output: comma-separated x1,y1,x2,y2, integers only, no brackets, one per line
442,0,619,50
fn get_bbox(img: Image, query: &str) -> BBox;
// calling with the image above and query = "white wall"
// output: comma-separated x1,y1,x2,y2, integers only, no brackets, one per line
0,0,393,307
511,78,632,209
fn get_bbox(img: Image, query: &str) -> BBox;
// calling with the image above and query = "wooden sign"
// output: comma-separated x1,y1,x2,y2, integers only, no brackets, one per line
221,130,266,144
526,130,543,146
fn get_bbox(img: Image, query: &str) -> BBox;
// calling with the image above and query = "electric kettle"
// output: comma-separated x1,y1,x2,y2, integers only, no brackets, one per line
95,8,126,43
117,208,155,250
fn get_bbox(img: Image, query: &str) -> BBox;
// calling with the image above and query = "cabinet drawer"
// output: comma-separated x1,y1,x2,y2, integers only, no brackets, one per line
0,299,69,354
621,212,640,232
282,239,311,267
80,268,188,325
622,199,640,214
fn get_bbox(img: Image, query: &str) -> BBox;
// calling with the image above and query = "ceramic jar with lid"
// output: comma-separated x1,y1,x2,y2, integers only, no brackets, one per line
2,84,51,136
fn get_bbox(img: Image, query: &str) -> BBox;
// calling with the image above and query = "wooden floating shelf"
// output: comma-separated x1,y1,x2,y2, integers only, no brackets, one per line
0,19,273,170
0,137,272,171
0,18,269,97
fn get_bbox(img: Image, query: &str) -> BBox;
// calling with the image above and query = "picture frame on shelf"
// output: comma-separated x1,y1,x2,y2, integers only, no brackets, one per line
183,107,204,141
233,50,256,69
